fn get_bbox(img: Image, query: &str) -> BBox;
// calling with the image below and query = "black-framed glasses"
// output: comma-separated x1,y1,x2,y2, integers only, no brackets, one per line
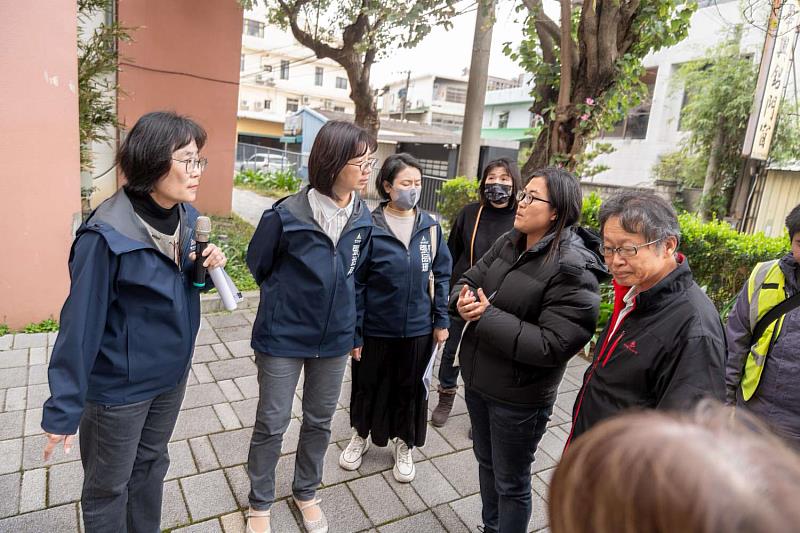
600,238,662,258
173,157,208,174
346,158,378,172
516,190,552,206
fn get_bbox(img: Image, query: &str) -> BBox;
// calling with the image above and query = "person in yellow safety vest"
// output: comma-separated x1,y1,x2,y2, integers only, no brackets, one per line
726,203,800,447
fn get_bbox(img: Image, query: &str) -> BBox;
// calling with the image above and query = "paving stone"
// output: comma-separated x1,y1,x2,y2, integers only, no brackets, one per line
234,375,259,398
531,450,558,475
27,364,48,386
378,510,447,533
431,449,480,496
48,459,84,506
24,408,43,436
554,390,579,415
381,471,427,514
22,434,80,469
19,467,46,512
226,340,254,358
321,442,360,486
0,472,21,518
0,335,12,351
193,345,218,363
161,479,190,530
224,465,250,508
196,328,221,346
220,511,245,533
432,503,471,533
182,383,227,409
216,326,252,343
208,358,258,381
210,343,232,361
210,427,252,467
316,483,371,533
0,367,27,389
180,470,238,521
281,417,301,455
536,431,565,461
4,387,26,411
26,383,50,409
171,406,223,441
291,393,302,418
219,379,244,402
348,473,408,525
434,414,474,451
242,310,257,324
0,438,23,474
274,453,296,499
48,331,59,347
0,350,28,369
537,467,555,486
270,499,302,533
0,389,5,411
528,491,549,531
14,334,48,350
450,493,483,531
0,411,24,440
190,436,221,472
187,369,199,387
337,382,352,408
353,439,395,476
166,440,198,481
417,425,455,459
532,473,549,501
231,398,258,427
29,347,47,366
214,402,243,430
207,312,251,329
550,424,569,442
328,409,352,443
0,502,78,531
547,405,571,427
409,460,460,507
173,518,224,532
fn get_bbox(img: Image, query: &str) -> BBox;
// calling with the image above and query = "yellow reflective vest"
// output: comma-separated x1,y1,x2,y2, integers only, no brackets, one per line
741,259,788,400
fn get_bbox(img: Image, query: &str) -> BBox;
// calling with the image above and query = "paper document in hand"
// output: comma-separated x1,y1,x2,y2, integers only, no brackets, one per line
423,344,440,399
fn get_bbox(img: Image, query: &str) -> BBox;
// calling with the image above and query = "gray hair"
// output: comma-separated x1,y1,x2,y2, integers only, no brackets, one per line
599,192,681,246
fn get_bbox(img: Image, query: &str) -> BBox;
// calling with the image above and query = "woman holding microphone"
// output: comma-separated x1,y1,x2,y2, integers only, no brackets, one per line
42,111,226,532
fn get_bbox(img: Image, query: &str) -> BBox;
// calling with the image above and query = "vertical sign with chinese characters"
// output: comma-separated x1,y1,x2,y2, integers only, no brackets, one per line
743,0,800,160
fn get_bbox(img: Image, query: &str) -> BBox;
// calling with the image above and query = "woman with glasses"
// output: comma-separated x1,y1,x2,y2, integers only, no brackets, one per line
432,158,521,429
338,153,452,483
41,111,226,532
245,120,376,533
452,167,607,533
567,191,726,448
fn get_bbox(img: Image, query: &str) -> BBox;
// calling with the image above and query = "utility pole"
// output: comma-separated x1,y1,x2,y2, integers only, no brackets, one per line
457,0,496,179
400,70,411,121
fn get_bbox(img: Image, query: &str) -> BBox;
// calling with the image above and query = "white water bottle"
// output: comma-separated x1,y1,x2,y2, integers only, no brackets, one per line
209,266,242,311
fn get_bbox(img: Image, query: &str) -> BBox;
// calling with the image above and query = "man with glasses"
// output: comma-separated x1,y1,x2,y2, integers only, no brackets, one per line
566,191,726,448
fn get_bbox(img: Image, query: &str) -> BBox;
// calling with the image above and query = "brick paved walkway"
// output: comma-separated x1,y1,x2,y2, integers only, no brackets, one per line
0,317,587,532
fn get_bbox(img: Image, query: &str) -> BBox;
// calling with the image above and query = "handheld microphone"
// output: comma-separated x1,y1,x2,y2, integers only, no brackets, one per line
193,216,211,288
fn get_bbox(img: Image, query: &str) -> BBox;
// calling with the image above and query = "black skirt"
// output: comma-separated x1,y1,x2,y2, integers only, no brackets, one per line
349,334,433,448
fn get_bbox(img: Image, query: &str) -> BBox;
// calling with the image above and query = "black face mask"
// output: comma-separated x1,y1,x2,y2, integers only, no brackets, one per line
485,183,512,203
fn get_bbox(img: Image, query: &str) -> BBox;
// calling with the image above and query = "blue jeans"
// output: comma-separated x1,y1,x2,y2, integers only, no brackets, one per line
247,353,348,510
79,378,187,533
437,315,465,390
465,388,552,533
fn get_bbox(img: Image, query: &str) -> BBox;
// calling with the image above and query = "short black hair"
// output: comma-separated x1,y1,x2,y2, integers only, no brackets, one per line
526,166,582,260
479,158,522,208
308,120,377,198
118,111,207,194
786,203,800,240
375,153,424,200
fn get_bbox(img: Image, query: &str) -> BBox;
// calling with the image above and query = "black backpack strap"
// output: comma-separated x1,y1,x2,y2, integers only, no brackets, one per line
751,291,800,343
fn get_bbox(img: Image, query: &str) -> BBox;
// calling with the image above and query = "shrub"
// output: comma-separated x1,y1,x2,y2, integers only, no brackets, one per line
581,192,602,231
210,214,257,292
234,168,302,196
436,176,479,235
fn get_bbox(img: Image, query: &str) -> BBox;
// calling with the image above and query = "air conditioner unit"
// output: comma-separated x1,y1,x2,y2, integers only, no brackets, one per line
255,74,266,85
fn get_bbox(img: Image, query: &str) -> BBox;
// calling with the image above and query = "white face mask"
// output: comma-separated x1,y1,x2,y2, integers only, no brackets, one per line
391,186,421,210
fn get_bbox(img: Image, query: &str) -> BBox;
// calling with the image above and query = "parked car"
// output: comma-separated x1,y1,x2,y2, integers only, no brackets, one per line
238,153,295,173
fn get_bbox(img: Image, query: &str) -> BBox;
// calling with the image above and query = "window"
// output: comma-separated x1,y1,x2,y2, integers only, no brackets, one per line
336,77,348,90
280,60,290,80
498,111,509,129
431,113,464,130
334,106,345,112
260,56,272,71
604,67,658,140
254,101,263,111
445,86,467,104
243,19,265,38
264,99,271,110
239,99,249,111
240,54,245,72
315,67,324,86
286,98,299,112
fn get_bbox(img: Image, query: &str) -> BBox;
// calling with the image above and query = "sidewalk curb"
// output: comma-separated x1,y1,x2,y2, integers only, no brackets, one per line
201,290,261,314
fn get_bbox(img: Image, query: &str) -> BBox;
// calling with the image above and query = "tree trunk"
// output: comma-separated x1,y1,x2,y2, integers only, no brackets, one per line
549,0,573,157
700,115,726,220
458,0,496,179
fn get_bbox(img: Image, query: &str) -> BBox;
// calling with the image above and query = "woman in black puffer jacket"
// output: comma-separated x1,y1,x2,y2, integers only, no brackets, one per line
451,167,607,533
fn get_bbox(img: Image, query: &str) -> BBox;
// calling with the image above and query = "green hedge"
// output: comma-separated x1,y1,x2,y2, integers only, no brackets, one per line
436,176,479,236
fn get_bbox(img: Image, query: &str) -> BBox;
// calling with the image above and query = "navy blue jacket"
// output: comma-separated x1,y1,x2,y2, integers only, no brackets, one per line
362,204,452,337
247,187,373,357
42,189,204,435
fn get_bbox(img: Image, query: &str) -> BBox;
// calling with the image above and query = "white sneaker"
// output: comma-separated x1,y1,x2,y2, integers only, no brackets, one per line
393,439,415,482
339,433,370,470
